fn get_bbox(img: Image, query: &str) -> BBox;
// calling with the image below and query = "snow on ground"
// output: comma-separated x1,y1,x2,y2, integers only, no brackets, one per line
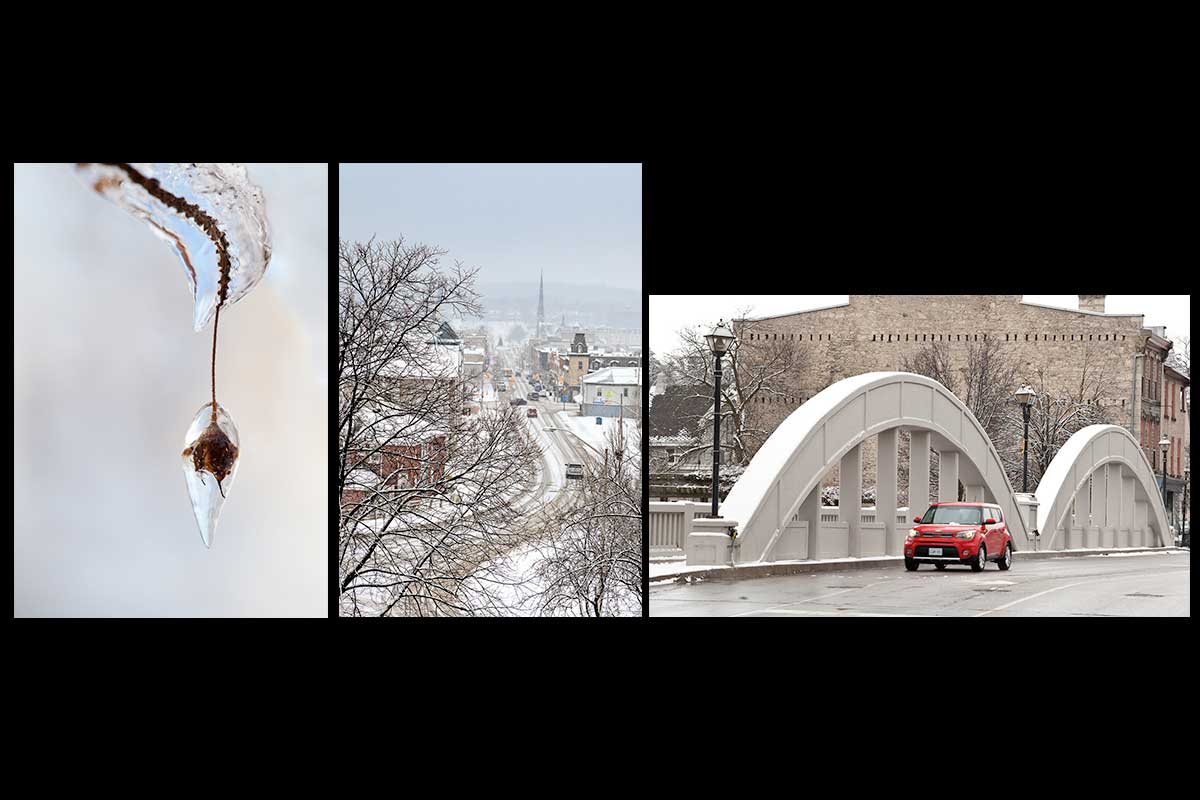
524,414,565,503
559,412,639,462
650,561,721,579
470,541,549,616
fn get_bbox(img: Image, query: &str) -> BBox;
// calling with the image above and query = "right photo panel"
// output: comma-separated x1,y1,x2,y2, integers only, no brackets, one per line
649,294,1190,617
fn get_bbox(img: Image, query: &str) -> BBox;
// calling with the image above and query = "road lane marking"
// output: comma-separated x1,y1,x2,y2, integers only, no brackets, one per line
974,582,1086,616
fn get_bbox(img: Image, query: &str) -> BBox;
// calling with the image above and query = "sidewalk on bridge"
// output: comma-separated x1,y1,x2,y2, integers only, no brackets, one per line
650,546,1189,585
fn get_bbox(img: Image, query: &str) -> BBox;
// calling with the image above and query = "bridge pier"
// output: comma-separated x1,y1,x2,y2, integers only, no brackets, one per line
878,429,900,554
1072,477,1091,549
965,484,985,502
798,483,822,560
1133,500,1147,547
910,430,931,516
841,443,863,557
1119,472,1136,547
1091,468,1109,546
1102,464,1120,548
938,450,960,503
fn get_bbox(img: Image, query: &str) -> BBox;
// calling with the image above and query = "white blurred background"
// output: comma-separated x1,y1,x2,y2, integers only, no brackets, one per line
13,163,328,617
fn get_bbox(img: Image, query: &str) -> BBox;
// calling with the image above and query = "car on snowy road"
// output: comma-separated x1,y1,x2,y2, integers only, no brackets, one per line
526,408,538,418
904,502,1014,572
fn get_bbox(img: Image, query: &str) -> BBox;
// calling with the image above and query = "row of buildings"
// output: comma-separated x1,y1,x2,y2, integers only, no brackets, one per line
528,332,643,418
651,295,1189,529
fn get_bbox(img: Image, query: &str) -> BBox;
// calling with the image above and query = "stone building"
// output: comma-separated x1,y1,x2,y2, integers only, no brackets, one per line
734,295,1176,500
566,333,591,394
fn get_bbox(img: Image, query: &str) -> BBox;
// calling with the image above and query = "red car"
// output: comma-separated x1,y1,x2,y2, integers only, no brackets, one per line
904,502,1014,572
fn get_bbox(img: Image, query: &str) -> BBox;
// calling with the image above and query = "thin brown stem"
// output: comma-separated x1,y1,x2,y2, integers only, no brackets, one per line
211,303,220,422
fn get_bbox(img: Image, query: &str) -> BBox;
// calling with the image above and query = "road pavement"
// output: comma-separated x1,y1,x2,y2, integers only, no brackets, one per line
650,550,1190,617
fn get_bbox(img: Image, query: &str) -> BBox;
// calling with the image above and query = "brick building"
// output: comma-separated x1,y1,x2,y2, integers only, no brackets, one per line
735,295,1177,499
1162,362,1190,530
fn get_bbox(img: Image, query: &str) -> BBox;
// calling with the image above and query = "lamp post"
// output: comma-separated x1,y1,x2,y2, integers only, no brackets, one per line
1015,385,1036,493
1184,465,1190,548
705,320,736,518
1159,435,1171,528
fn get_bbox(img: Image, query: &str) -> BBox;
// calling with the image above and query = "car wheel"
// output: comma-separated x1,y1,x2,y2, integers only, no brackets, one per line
971,545,987,572
905,558,919,572
935,563,948,571
997,542,1012,571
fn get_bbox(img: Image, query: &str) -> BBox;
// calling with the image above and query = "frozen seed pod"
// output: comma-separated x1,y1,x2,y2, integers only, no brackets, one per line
181,402,241,549
75,162,272,331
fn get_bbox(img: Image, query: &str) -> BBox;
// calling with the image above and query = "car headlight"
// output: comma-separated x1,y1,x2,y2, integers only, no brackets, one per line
906,529,919,539
956,530,977,540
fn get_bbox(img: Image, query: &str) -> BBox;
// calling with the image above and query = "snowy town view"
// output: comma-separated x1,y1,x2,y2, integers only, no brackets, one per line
338,165,642,616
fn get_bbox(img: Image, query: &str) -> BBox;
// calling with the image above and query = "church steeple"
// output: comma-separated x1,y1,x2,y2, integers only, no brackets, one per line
537,269,545,339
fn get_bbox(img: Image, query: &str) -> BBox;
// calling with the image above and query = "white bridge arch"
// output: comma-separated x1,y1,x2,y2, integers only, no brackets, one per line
1034,425,1171,550
714,372,1033,565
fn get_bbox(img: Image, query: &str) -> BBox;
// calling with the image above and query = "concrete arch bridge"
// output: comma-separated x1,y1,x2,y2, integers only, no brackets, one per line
686,372,1170,566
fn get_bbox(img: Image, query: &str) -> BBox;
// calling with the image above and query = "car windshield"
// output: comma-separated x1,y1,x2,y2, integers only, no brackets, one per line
920,506,982,525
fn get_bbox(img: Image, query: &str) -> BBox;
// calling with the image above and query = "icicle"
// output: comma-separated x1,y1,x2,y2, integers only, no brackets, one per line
181,402,241,548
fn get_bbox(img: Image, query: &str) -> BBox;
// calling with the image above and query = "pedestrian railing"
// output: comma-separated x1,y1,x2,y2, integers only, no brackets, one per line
649,501,711,553
649,502,912,555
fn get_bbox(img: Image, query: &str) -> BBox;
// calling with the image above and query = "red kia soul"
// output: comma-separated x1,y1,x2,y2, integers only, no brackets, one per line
904,502,1014,572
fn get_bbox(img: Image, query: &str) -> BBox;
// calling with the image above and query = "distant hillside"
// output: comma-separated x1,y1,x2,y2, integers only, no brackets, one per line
476,280,640,311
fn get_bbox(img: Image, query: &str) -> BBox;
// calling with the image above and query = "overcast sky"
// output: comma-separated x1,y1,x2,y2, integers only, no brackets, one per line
650,295,1191,356
339,163,642,290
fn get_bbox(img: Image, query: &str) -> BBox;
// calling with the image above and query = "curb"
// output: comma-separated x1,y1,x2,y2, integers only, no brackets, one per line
650,547,1188,585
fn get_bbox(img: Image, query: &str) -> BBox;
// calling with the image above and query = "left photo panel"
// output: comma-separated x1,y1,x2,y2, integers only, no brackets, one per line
13,163,328,617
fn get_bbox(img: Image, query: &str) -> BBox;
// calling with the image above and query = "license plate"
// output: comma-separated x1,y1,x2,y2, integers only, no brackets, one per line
928,548,943,556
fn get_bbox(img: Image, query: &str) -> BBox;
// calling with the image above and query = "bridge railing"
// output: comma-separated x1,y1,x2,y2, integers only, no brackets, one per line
649,502,712,553
650,503,913,555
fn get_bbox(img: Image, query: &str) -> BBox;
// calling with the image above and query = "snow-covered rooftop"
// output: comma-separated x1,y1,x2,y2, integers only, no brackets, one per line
345,469,380,487
385,344,463,380
582,367,642,386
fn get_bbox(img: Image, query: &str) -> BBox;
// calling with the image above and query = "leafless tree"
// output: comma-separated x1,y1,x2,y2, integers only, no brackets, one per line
660,310,810,465
901,338,1115,493
1014,343,1115,489
531,418,642,616
338,237,542,616
903,339,1020,449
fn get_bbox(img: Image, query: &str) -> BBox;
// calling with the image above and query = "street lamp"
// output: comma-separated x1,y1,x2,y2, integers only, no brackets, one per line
706,320,736,517
1184,465,1191,548
1015,385,1036,492
1160,435,1171,526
